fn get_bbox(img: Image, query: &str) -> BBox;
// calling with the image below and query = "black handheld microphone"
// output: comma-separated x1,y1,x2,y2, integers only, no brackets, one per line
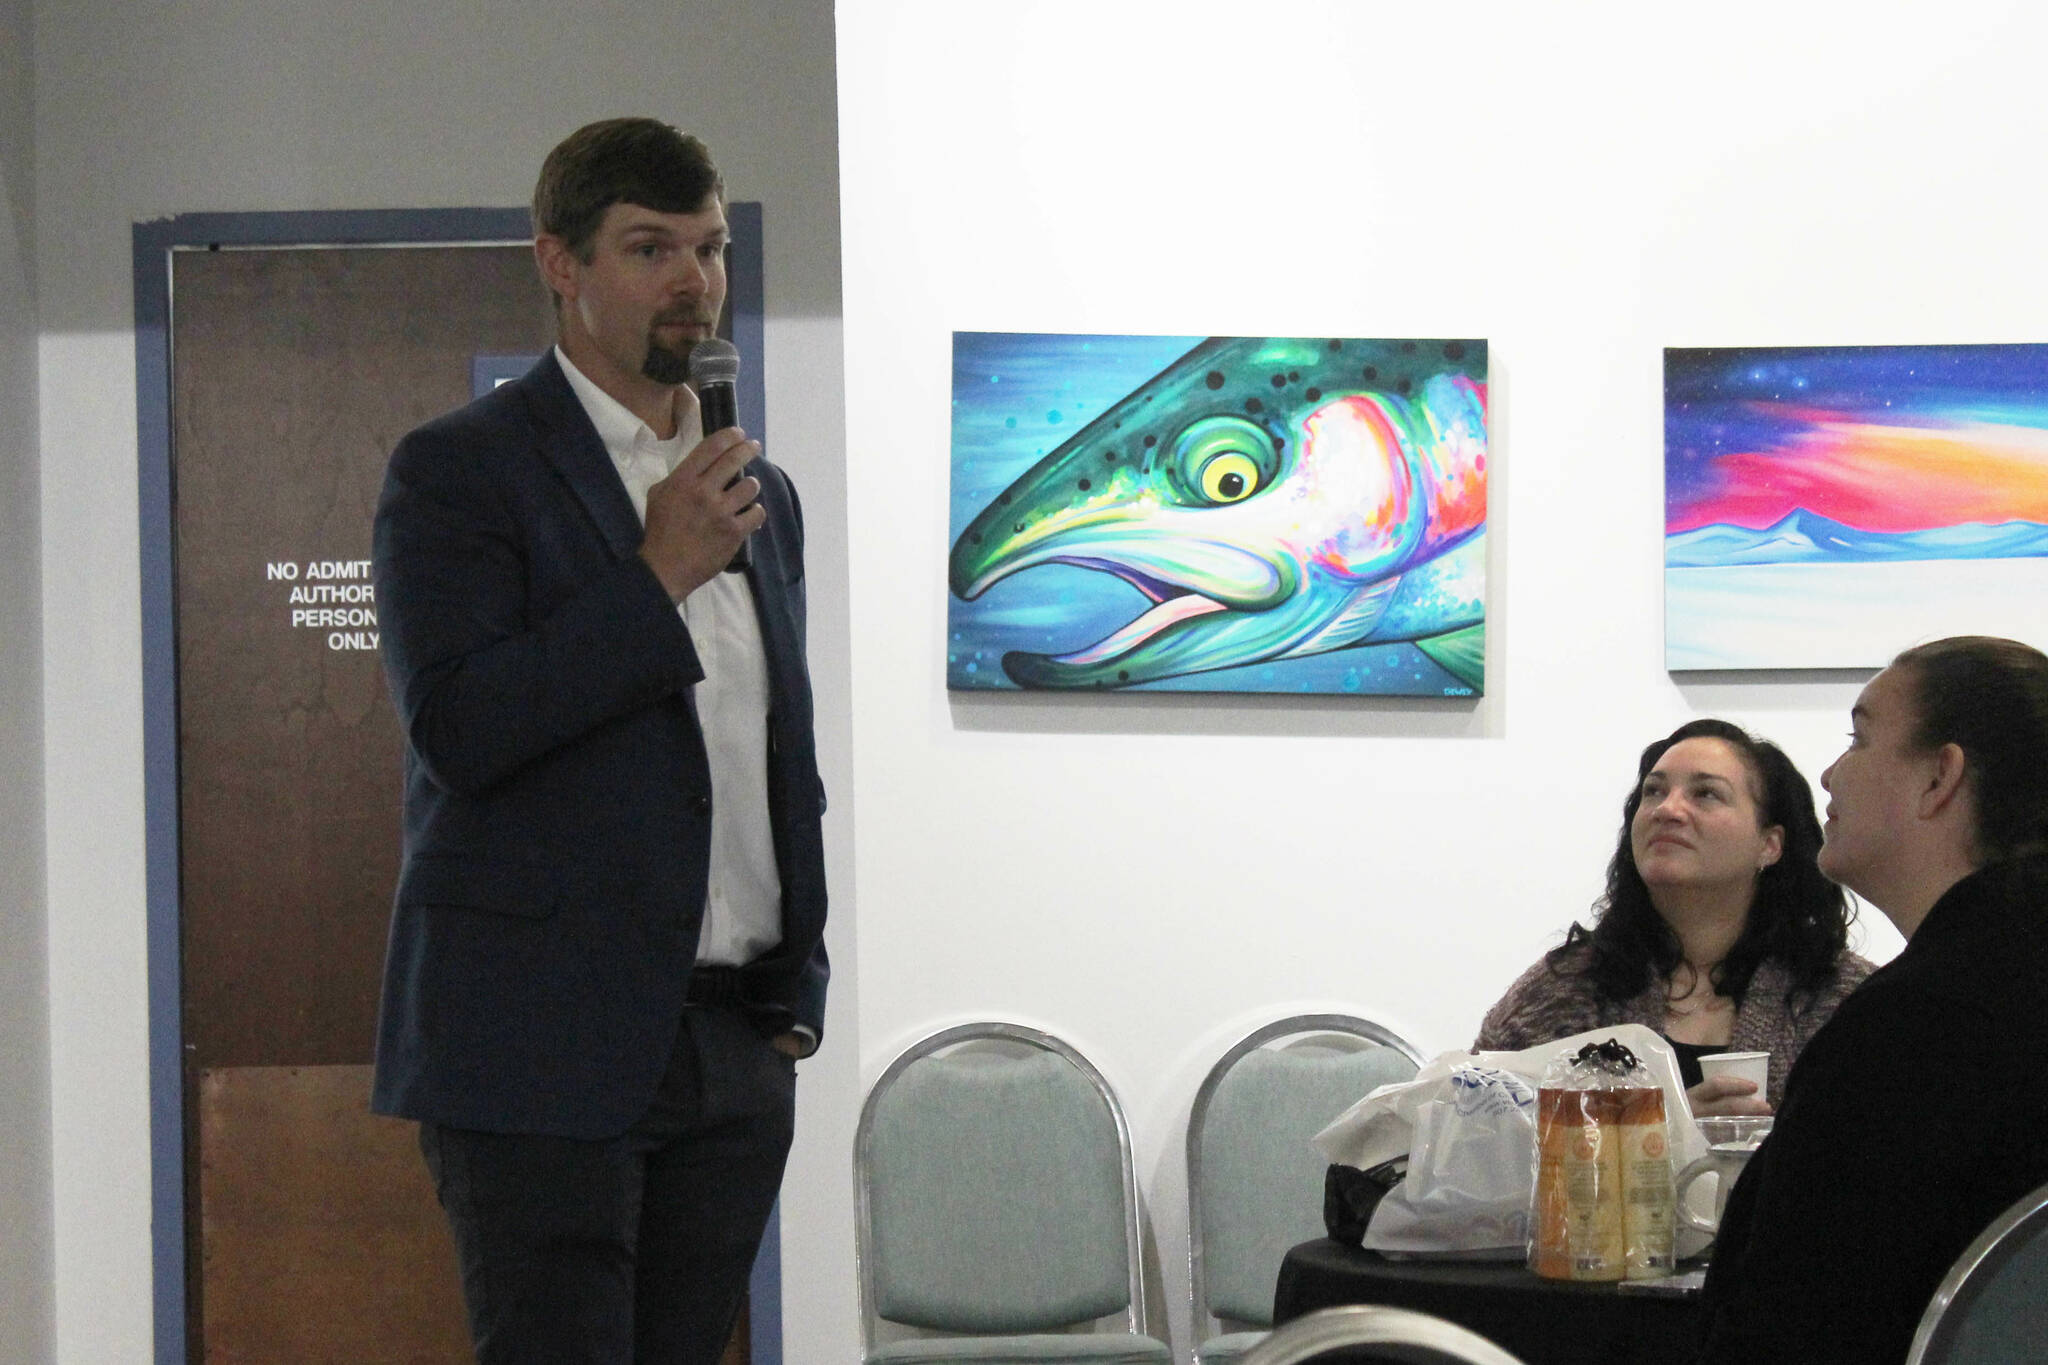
688,338,752,572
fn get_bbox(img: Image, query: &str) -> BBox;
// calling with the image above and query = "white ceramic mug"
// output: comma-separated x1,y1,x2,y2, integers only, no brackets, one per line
1676,1142,1758,1237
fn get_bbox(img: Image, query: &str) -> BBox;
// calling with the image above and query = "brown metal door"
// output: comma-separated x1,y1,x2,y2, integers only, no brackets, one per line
171,242,551,1362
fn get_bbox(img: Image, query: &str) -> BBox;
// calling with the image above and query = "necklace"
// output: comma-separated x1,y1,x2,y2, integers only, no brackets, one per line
1664,966,1732,1017
1664,990,1732,1018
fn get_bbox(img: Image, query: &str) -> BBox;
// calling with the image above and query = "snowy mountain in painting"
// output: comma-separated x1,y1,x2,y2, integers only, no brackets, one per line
1667,510,2048,568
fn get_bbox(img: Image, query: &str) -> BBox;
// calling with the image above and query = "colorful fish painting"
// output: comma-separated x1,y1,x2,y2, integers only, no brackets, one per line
948,334,1489,694
1665,343,2048,669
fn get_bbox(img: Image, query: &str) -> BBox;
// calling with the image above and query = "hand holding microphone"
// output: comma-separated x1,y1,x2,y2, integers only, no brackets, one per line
637,338,764,602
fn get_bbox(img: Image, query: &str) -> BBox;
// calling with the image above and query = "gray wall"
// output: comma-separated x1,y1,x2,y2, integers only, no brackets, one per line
0,0,51,1359
34,2,854,1358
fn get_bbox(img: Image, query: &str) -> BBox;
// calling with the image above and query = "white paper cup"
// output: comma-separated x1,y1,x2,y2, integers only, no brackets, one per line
1698,1050,1769,1095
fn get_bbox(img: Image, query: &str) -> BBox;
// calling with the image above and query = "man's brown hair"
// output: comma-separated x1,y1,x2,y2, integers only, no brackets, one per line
531,118,723,287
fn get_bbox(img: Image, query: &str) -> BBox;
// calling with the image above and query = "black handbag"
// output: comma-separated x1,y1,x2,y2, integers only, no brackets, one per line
1322,1156,1409,1246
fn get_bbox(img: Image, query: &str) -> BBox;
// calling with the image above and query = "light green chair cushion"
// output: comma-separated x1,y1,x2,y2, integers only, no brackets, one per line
868,1333,1173,1364
868,1049,1132,1333
1196,1045,1418,1325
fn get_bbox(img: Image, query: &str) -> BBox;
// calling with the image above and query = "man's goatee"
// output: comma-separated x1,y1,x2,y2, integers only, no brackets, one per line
642,343,689,385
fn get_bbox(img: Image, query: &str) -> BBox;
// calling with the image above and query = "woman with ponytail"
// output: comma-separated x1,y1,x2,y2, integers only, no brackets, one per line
1702,636,2048,1364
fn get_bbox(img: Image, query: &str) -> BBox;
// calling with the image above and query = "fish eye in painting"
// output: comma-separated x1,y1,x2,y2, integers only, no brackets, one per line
947,333,1488,696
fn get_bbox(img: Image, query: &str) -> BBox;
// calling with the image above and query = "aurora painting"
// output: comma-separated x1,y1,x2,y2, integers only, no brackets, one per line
1665,344,2048,670
947,333,1488,695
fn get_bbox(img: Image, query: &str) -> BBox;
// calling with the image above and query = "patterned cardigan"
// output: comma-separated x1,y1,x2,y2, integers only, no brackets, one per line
1472,944,1875,1110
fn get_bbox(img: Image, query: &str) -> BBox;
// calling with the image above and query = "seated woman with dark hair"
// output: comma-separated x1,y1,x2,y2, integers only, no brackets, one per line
1475,718,1871,1115
1701,637,2048,1364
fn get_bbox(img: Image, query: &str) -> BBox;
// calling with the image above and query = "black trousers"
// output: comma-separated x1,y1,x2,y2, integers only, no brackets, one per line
420,1004,798,1365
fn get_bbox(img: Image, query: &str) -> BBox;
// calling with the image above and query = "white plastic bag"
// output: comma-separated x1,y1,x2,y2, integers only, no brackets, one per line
1313,1024,1712,1259
1363,1065,1537,1257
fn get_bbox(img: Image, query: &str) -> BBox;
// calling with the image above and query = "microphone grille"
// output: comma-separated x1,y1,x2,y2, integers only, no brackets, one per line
688,338,741,385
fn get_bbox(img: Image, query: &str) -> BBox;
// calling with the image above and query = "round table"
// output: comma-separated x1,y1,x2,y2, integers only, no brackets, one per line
1273,1239,1705,1365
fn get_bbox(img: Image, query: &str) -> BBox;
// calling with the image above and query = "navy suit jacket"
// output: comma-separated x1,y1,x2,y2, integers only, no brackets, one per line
369,352,828,1139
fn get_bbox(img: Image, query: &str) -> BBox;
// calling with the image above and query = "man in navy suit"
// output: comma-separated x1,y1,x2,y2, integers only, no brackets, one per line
370,118,828,1364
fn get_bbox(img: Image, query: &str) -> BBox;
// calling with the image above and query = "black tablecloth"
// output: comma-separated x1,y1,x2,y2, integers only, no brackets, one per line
1273,1239,1703,1365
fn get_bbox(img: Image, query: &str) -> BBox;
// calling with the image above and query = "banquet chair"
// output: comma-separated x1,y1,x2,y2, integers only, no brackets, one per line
1905,1179,2048,1365
1187,1014,1426,1365
1238,1305,1528,1365
854,1021,1171,1363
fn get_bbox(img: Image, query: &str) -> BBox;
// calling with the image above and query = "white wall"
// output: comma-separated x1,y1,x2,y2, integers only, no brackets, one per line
837,2,2047,1357
35,2,2048,1360
1,0,53,1359
33,2,856,1360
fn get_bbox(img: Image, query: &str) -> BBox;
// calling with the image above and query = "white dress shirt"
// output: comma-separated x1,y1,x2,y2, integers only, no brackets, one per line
556,347,783,969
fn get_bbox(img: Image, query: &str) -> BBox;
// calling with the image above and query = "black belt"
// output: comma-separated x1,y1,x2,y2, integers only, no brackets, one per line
686,964,746,1009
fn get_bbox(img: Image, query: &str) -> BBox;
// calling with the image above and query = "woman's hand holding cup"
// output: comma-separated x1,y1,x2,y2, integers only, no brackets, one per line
1689,1051,1773,1117
1688,1073,1773,1117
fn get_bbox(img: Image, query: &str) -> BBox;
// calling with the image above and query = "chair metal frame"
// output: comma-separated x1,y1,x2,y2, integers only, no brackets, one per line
1239,1305,1528,1365
1905,1178,2048,1365
1186,1013,1428,1361
853,1019,1155,1358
